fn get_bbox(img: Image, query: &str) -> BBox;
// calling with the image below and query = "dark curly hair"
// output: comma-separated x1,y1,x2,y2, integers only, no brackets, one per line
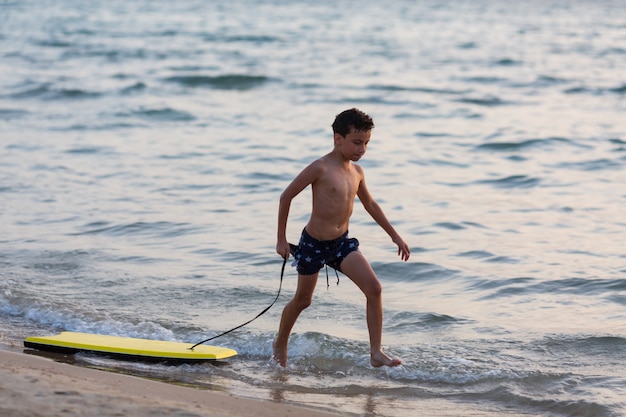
331,108,374,136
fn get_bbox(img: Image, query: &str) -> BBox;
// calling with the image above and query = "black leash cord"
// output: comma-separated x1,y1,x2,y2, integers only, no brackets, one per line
189,256,287,351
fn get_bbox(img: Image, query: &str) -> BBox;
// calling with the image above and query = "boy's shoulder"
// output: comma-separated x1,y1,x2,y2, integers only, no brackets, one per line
318,156,365,182
307,153,336,171
305,155,328,171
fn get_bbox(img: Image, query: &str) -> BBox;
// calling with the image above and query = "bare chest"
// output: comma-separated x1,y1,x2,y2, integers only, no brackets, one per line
316,168,360,199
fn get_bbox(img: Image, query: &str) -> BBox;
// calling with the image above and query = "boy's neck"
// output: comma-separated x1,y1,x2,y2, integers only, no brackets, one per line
328,148,353,166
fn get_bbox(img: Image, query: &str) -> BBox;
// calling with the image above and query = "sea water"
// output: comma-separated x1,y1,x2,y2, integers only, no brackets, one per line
1,1,625,416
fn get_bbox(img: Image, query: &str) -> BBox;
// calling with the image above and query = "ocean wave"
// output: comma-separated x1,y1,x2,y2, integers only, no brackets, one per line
565,83,626,95
213,34,281,44
533,74,572,86
484,255,519,264
494,58,520,66
599,47,626,56
163,74,271,90
469,276,535,293
461,75,508,84
457,41,477,49
197,32,281,43
70,221,200,239
238,171,293,182
606,84,625,94
545,334,626,348
2,293,176,342
412,157,470,168
31,38,72,48
476,384,615,417
373,261,459,282
157,151,205,160
455,250,495,259
117,107,196,122
60,47,186,62
387,311,470,331
8,84,102,100
455,251,519,264
557,157,624,171
220,333,622,416
53,122,147,131
540,335,626,365
433,221,465,231
475,277,626,301
475,174,541,189
64,146,113,155
455,95,513,106
368,84,468,95
119,81,147,95
0,108,28,119
475,136,573,152
536,278,626,296
607,294,626,306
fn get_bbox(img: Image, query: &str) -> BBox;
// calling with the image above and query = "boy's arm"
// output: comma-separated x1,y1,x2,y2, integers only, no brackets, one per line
276,161,322,259
356,170,410,261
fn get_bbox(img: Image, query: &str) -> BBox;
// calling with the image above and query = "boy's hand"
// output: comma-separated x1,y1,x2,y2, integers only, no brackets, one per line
276,239,291,260
394,237,411,261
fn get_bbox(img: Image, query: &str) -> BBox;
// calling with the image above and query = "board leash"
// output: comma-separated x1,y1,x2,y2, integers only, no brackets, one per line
189,254,289,351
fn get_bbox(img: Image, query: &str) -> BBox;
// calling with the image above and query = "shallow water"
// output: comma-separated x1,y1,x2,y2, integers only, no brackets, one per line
1,1,626,416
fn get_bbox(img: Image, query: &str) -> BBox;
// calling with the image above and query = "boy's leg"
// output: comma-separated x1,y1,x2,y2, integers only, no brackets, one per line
340,251,402,367
273,272,319,366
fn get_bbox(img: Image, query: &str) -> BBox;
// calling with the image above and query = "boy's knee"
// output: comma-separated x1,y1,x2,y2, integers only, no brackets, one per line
294,295,313,310
372,283,382,298
364,281,382,299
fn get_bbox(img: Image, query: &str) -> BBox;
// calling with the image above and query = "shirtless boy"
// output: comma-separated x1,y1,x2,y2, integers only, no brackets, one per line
274,108,411,368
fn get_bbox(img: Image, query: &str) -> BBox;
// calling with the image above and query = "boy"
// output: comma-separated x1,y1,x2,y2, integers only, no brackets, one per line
274,108,411,368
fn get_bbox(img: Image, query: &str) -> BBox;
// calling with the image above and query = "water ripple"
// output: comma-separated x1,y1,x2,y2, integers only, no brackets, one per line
163,74,271,90
70,221,199,239
475,175,541,189
475,137,574,152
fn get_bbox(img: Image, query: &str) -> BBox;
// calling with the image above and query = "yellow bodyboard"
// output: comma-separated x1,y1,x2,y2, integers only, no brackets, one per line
24,331,237,363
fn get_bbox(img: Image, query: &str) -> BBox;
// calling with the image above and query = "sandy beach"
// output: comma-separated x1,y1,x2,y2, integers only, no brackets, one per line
0,348,343,417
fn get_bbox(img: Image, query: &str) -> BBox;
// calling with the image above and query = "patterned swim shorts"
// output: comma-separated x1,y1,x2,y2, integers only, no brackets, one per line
290,228,360,275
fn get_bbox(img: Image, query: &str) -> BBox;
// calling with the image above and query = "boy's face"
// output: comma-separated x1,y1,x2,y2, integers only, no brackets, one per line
334,128,371,162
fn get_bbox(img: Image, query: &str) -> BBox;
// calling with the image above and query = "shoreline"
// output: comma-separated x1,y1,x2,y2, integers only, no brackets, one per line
0,343,541,417
0,347,344,417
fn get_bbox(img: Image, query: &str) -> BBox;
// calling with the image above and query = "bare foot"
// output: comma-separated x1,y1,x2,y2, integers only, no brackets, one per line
371,351,402,368
272,340,287,367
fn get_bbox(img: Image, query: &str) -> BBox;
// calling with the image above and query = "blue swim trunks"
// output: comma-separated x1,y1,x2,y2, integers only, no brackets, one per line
290,228,360,275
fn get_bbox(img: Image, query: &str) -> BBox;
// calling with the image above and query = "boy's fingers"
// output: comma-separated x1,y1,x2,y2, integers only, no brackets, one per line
398,245,410,261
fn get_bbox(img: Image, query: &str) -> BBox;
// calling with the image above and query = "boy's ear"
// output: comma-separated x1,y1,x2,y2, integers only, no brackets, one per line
333,132,344,144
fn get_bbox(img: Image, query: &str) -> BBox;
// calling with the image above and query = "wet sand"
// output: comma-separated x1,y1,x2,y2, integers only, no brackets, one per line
0,349,343,417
